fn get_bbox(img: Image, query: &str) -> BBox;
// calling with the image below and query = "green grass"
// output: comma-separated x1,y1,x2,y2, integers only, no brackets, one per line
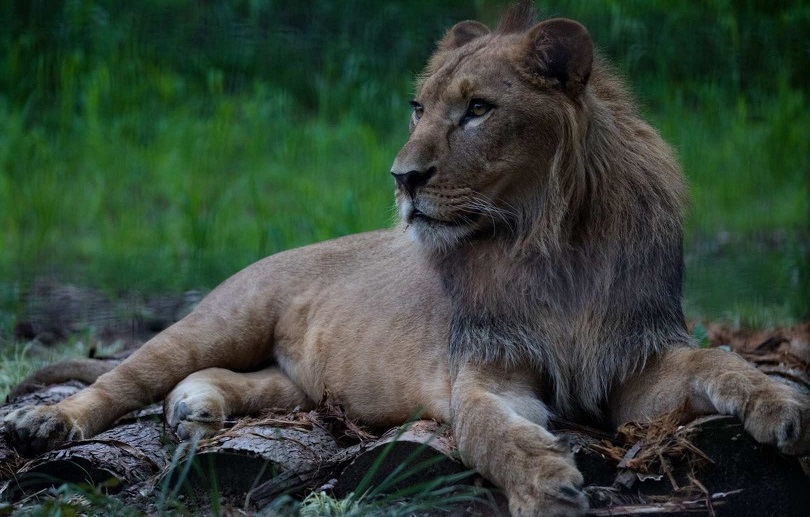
0,90,400,292
2,482,141,517
655,82,809,238
0,1,807,326
656,83,810,324
1,82,805,323
0,340,98,398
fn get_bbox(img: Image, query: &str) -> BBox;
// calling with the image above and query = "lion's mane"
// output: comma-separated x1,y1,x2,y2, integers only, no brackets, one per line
420,5,692,418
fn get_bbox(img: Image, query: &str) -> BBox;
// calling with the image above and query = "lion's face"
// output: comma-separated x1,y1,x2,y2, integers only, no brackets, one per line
391,19,593,252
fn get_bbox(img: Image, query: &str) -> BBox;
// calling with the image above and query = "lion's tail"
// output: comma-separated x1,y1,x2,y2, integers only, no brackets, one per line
6,359,119,402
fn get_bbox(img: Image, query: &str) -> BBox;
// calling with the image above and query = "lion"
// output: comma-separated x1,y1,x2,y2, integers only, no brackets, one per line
5,4,809,516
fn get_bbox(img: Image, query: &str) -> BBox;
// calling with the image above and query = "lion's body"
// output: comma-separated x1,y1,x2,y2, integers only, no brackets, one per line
209,229,453,425
5,4,808,516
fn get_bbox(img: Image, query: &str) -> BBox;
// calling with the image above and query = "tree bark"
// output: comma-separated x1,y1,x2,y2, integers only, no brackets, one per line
1,382,808,516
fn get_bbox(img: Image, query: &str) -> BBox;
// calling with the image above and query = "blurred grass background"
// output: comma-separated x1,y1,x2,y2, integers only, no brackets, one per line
0,0,808,333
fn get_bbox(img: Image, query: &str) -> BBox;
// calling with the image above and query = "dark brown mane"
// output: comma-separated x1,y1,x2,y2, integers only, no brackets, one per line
496,0,538,34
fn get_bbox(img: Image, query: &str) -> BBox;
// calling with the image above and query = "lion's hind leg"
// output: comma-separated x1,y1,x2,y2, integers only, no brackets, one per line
165,366,314,440
610,347,810,455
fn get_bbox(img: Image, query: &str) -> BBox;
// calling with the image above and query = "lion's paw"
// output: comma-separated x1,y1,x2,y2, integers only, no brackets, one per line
165,388,226,441
505,449,588,517
743,387,809,455
3,405,82,456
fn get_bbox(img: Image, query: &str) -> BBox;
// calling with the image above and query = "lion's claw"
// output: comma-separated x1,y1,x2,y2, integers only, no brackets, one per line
741,387,809,455
3,405,81,456
503,443,589,517
508,480,588,517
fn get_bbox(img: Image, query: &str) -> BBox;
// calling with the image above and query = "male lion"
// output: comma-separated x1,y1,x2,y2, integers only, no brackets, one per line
5,4,809,516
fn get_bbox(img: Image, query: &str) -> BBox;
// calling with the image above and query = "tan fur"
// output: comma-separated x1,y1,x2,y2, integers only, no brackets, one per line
5,4,809,516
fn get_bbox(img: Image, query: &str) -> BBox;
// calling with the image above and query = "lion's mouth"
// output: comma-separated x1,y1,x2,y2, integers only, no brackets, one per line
409,208,430,222
408,208,472,227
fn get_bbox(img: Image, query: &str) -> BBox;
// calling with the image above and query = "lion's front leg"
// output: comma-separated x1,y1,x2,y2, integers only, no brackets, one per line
451,364,588,517
4,310,273,455
611,347,810,455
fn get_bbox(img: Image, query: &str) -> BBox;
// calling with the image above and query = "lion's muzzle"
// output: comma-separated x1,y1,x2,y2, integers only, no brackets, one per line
391,165,436,199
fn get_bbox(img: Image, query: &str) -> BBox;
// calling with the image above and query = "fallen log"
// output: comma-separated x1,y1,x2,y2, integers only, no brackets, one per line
164,414,343,500
569,415,810,517
4,420,171,500
1,381,88,486
331,420,467,499
1,380,171,499
2,382,809,516
163,416,471,509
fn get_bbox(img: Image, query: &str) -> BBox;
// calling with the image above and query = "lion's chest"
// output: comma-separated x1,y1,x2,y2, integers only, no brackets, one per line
272,263,454,426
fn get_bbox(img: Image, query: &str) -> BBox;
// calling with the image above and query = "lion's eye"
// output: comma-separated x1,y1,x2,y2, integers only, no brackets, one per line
462,99,493,124
410,101,424,122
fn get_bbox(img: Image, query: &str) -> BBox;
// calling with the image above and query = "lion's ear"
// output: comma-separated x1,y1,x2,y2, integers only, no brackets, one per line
519,18,593,98
438,20,490,51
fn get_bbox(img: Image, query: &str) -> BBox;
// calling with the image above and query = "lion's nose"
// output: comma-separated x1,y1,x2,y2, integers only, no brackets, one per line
391,166,436,198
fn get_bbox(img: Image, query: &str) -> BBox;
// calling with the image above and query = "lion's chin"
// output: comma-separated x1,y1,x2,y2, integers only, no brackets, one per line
405,215,474,253
397,198,476,252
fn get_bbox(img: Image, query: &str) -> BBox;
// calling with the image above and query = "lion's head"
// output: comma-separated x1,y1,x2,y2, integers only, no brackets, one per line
391,5,685,258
